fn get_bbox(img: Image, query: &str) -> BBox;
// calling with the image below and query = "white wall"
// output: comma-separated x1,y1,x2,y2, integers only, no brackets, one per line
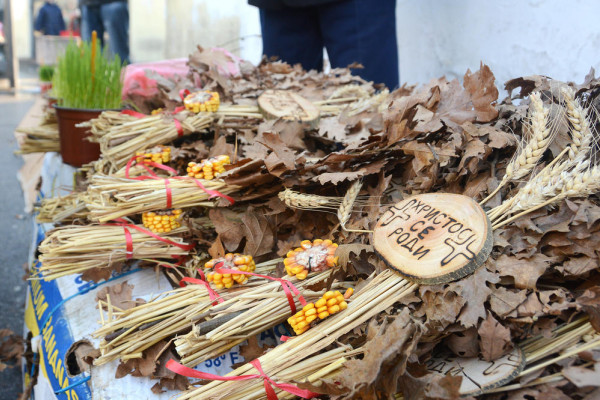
396,0,600,89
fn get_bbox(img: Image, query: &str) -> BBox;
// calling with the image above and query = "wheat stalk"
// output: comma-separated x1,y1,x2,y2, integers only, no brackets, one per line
562,87,593,161
481,92,554,205
278,188,338,211
337,180,372,233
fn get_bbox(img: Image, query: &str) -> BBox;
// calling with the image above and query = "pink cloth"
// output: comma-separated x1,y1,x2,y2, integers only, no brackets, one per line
122,58,189,98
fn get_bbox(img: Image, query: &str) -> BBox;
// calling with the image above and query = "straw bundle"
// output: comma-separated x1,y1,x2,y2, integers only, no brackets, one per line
37,224,191,280
84,175,238,223
176,270,417,399
179,345,362,400
15,124,60,154
93,259,280,366
175,270,336,367
35,193,88,224
93,111,212,171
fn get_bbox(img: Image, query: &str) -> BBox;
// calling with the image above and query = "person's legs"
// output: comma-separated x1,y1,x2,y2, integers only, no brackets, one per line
100,1,130,63
319,0,399,88
259,6,323,71
80,5,104,46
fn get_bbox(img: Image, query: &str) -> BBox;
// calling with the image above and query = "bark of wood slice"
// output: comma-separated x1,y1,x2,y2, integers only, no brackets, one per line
374,193,492,285
427,346,525,396
258,90,320,128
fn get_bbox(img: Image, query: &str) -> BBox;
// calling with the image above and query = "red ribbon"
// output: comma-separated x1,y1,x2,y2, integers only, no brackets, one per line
121,108,184,137
107,219,195,254
164,179,172,208
123,226,133,259
124,154,178,180
121,109,146,118
179,89,191,101
214,262,306,315
122,156,234,207
165,359,320,400
179,276,223,306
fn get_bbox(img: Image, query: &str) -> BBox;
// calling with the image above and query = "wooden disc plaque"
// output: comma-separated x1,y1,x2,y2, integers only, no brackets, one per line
426,347,526,396
374,193,492,285
258,90,320,128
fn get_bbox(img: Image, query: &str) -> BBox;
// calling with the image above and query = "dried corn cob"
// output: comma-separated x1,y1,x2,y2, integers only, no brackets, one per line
284,239,338,280
205,253,255,289
135,145,171,164
288,289,352,335
184,90,220,113
187,155,230,180
142,209,182,233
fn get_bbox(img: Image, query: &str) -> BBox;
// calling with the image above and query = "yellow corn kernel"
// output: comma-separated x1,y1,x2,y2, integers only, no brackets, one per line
318,311,329,320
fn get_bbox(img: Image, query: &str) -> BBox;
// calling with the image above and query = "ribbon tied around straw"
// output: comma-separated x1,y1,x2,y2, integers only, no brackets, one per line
213,261,306,315
179,274,223,306
165,358,320,400
123,154,235,207
107,218,195,258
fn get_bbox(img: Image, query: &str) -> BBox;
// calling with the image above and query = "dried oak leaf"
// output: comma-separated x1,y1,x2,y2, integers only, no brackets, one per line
489,286,528,318
555,256,598,277
478,312,512,361
312,159,387,185
445,327,479,358
451,266,499,328
563,364,600,388
239,336,274,363
418,285,466,330
151,376,188,394
504,385,571,400
300,309,421,399
0,330,24,369
241,207,275,257
208,209,244,251
95,281,135,311
115,340,168,378
493,254,552,290
462,64,500,122
256,131,296,174
318,117,348,142
208,135,234,159
577,287,600,332
398,364,463,400
335,244,374,269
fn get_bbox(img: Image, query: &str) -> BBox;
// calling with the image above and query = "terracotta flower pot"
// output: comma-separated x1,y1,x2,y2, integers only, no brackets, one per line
54,106,103,167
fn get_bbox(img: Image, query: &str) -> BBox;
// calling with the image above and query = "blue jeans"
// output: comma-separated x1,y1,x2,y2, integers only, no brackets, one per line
259,0,398,89
81,1,129,63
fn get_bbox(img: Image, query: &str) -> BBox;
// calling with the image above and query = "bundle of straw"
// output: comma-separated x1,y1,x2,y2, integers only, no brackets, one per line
35,193,88,224
38,224,191,280
93,259,281,366
85,175,238,223
176,269,417,399
178,345,362,400
15,124,60,154
175,270,337,367
95,111,213,171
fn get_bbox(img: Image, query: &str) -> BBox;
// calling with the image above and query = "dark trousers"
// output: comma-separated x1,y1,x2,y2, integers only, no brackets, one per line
81,1,130,63
259,0,398,89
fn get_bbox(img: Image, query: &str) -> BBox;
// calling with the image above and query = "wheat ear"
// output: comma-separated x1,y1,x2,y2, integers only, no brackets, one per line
278,189,337,210
337,180,371,233
481,92,554,205
562,87,593,161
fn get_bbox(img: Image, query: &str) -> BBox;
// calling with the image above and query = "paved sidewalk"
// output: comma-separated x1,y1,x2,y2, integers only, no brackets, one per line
0,95,35,399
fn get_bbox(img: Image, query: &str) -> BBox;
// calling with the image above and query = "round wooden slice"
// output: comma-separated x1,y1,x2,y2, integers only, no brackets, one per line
373,193,492,285
258,90,320,128
426,347,526,396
